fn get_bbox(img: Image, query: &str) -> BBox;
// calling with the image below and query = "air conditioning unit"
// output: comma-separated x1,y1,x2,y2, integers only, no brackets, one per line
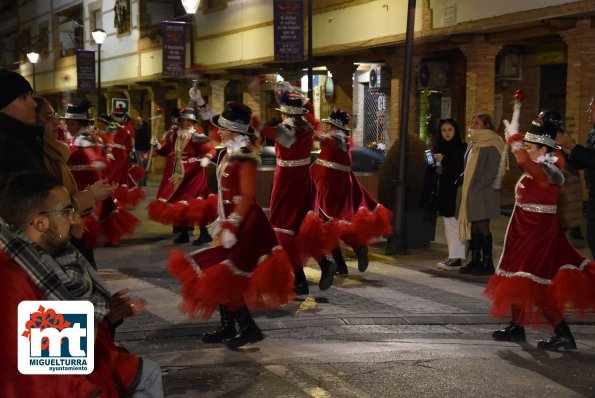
417,62,450,88
369,66,390,90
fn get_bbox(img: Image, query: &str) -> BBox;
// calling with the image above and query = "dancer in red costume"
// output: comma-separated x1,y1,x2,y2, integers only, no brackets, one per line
104,107,145,208
147,107,217,245
485,111,595,350
261,88,336,295
64,102,140,248
311,110,393,274
168,102,294,349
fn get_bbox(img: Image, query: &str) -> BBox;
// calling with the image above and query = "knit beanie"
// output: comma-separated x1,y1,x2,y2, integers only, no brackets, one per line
0,69,33,110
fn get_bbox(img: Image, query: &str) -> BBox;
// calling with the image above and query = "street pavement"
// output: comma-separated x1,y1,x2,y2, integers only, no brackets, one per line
96,180,595,397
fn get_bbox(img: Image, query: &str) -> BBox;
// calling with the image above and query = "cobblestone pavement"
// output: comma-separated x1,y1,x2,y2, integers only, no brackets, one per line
96,181,595,397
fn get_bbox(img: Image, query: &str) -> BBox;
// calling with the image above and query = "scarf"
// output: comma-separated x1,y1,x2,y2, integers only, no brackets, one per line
0,220,111,325
43,132,79,196
458,129,505,240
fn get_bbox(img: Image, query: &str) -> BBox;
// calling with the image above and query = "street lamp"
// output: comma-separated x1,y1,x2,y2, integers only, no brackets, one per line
92,28,107,115
181,0,200,70
26,51,39,92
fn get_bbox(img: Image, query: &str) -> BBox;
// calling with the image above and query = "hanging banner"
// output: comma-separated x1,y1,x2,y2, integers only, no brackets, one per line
274,0,304,61
76,50,96,93
162,21,187,77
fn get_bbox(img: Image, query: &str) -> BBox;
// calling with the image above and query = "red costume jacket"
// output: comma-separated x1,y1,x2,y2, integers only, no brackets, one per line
147,127,217,227
168,150,294,318
310,131,392,250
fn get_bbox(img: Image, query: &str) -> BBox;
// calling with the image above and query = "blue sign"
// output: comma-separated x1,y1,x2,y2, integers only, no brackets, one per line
111,98,129,114
274,0,304,61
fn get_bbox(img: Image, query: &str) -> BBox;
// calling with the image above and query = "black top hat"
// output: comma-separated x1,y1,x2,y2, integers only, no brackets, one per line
61,100,94,121
322,109,351,131
111,107,128,124
178,108,197,122
211,101,255,135
275,92,308,115
523,120,560,149
169,107,182,124
96,113,112,124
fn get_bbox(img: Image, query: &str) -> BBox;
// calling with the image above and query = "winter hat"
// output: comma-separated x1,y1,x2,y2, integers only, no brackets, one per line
0,69,33,110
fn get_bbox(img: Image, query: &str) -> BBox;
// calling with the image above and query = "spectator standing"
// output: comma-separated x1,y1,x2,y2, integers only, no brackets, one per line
0,68,44,194
557,96,595,258
432,118,468,270
134,115,151,186
457,113,504,276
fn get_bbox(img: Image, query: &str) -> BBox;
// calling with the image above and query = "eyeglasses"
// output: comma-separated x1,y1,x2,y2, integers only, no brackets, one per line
39,204,76,218
47,112,60,121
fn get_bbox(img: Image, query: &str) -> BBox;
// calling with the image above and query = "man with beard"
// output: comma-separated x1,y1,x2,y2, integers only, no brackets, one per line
0,171,163,397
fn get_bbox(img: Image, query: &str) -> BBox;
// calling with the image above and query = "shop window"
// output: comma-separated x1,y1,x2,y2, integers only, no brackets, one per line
56,4,83,58
0,30,18,67
139,0,181,39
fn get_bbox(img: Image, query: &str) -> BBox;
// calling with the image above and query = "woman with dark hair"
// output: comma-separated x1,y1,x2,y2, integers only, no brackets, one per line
485,119,595,350
457,113,504,275
433,118,468,270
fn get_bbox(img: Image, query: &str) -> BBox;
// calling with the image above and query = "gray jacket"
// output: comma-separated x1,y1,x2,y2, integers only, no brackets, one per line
456,145,502,222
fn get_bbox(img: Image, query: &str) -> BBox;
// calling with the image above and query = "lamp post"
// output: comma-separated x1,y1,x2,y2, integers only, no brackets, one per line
181,0,200,71
92,29,106,115
26,51,39,93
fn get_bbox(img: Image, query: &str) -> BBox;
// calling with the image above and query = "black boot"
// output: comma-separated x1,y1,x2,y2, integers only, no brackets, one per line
537,320,577,350
356,246,369,272
294,266,309,295
201,306,237,343
471,233,495,276
173,229,190,244
192,226,213,246
318,257,337,290
332,248,348,275
226,306,264,349
492,322,526,341
459,233,481,274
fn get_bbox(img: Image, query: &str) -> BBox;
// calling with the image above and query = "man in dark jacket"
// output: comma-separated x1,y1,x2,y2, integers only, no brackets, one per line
133,115,151,186
557,96,595,258
0,68,45,194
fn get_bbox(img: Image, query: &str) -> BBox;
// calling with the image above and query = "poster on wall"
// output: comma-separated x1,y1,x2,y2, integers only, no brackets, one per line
273,0,304,61
76,50,96,93
162,21,187,77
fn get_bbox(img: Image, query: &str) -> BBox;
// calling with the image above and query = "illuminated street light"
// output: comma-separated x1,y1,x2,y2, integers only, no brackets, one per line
181,0,200,71
92,29,106,114
181,0,200,14
26,51,39,92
